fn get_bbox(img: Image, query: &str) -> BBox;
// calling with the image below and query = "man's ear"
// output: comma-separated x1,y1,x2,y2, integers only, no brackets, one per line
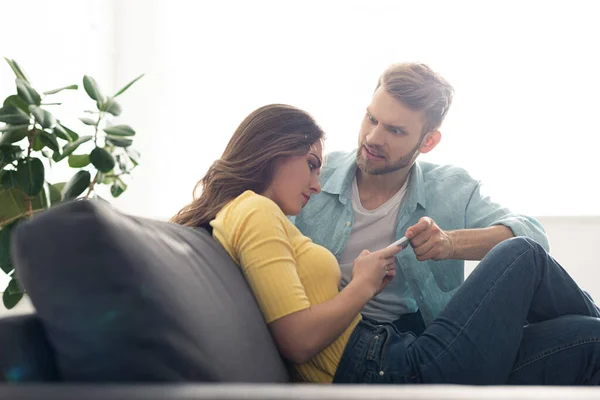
419,130,441,154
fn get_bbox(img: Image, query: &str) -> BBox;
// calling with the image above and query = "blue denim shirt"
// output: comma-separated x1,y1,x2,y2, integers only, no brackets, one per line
292,151,549,326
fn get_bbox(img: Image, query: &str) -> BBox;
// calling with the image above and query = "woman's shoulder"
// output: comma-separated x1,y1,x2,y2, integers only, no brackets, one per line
220,190,289,229
226,190,282,215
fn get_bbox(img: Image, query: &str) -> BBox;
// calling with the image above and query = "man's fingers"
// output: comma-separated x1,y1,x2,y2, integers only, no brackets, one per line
413,238,435,258
405,217,433,239
416,246,440,261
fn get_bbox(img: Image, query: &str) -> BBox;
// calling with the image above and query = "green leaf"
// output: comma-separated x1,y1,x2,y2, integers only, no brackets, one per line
0,222,16,274
126,147,140,166
0,187,47,226
49,182,65,204
89,147,115,173
0,124,28,132
68,154,90,168
0,188,27,224
3,95,30,114
106,136,132,148
0,145,23,167
0,105,30,125
4,58,29,83
43,84,78,95
31,132,44,151
116,154,129,172
1,170,17,188
61,170,90,200
3,278,24,309
113,73,145,98
53,124,70,141
57,124,79,141
0,127,28,146
101,97,122,116
39,131,60,152
6,277,22,295
29,106,57,129
83,75,104,104
56,135,93,161
16,78,41,105
79,117,97,126
103,124,135,137
110,178,127,198
16,157,45,196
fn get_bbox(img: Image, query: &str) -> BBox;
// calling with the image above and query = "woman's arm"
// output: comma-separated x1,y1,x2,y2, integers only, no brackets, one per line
269,247,399,364
218,194,400,364
268,277,372,364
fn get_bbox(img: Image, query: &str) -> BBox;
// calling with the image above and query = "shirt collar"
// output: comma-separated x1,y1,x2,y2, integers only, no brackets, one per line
321,150,427,209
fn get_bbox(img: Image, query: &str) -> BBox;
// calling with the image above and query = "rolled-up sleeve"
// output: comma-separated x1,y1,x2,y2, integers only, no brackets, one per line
464,182,550,251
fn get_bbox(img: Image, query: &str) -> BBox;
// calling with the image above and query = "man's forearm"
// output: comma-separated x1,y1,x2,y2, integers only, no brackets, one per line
448,225,514,261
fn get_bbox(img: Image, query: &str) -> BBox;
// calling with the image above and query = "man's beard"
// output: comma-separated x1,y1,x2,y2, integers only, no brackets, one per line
356,141,420,175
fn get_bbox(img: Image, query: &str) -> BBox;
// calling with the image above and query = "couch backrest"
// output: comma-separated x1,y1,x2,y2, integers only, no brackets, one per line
12,199,290,382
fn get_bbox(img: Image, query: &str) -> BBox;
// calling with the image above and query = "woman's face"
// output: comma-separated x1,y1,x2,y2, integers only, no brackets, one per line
262,141,323,216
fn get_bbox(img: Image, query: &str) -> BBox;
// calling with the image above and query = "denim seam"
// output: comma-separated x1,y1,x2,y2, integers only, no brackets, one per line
511,337,600,372
418,246,534,373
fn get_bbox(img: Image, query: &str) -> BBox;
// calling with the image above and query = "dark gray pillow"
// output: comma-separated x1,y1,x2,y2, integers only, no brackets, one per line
12,199,290,382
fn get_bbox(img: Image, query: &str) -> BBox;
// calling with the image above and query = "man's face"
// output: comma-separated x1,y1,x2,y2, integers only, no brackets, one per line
356,87,428,175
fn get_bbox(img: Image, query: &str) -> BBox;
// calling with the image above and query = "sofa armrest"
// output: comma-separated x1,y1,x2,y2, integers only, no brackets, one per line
0,314,60,382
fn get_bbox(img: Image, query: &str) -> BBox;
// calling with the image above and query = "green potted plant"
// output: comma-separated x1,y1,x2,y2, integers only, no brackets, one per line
0,58,144,309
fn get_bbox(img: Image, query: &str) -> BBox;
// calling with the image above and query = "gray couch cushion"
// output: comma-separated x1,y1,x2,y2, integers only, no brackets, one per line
12,199,289,382
0,314,59,382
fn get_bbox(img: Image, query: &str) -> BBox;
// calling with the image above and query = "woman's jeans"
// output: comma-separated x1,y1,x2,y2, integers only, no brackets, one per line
333,237,600,385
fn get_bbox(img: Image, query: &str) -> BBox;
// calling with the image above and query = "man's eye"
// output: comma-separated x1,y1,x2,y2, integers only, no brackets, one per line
308,162,316,170
367,114,377,124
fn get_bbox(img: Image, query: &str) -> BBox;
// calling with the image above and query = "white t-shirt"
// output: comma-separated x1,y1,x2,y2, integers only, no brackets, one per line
338,177,417,322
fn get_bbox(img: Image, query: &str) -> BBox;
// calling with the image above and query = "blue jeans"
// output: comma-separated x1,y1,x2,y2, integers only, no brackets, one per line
333,237,600,385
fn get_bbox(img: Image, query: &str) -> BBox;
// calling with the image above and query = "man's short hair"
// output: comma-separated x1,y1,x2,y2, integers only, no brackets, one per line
375,63,454,135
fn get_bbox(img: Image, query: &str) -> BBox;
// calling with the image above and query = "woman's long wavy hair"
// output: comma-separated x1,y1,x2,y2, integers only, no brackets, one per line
171,104,325,228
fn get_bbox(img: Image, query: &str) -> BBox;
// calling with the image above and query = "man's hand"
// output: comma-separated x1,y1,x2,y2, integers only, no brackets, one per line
406,217,455,261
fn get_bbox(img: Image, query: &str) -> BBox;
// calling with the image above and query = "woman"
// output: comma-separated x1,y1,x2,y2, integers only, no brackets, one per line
172,104,600,385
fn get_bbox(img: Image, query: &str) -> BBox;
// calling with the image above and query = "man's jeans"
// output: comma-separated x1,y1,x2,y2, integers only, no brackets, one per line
333,237,600,385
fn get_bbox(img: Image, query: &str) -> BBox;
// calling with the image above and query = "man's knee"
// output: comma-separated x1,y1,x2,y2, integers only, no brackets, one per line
494,236,545,255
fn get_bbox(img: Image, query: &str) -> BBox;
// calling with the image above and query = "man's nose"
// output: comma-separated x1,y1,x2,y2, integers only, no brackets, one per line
366,124,385,146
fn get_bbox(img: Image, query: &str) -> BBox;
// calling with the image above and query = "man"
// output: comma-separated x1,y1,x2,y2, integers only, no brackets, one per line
293,62,548,333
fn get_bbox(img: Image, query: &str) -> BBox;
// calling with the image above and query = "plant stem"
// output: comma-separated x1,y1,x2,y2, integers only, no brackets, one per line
0,209,45,228
24,195,32,217
85,171,99,198
27,130,33,159
93,112,102,147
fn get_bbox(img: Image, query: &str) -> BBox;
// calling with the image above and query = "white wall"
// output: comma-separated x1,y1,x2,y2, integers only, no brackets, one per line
109,0,600,220
465,217,600,300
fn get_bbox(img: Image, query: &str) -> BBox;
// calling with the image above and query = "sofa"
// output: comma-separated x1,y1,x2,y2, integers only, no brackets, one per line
0,199,598,399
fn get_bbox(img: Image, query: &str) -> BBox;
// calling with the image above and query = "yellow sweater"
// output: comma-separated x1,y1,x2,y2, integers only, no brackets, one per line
211,191,361,383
